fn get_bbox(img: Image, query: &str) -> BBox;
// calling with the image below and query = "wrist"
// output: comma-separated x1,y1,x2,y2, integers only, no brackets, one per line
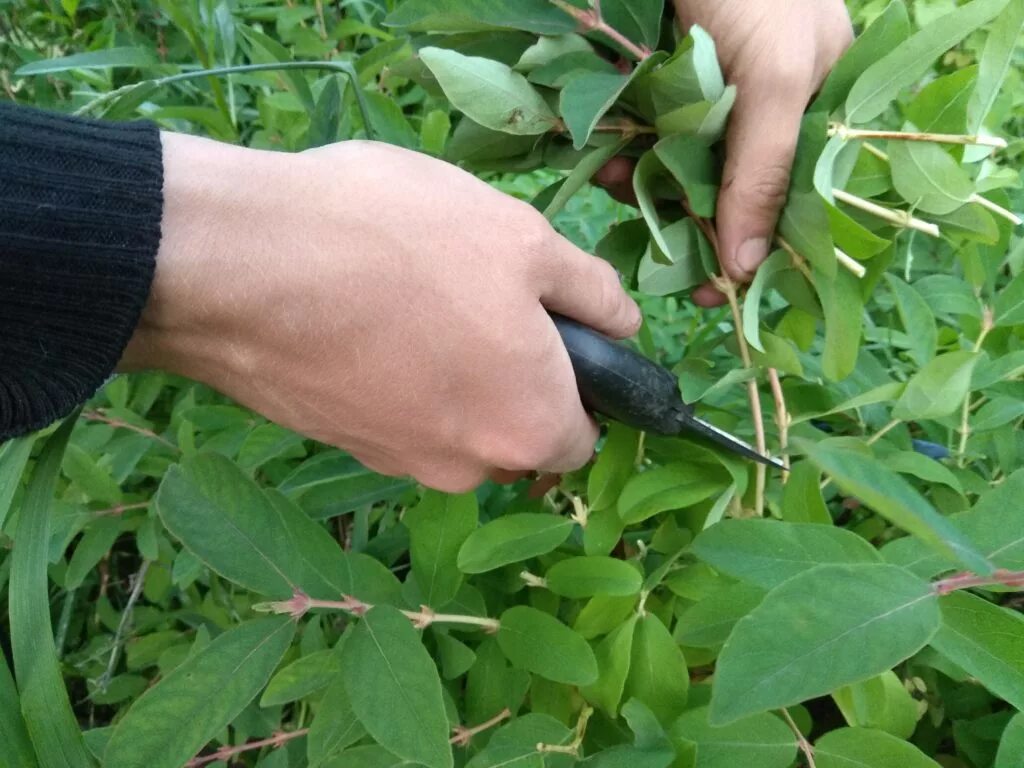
118,133,291,384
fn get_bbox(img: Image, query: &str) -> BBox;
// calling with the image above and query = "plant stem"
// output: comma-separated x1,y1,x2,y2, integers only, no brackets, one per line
96,560,150,693
256,590,501,632
451,708,511,747
767,369,791,478
93,501,150,517
832,189,941,237
933,568,1024,595
715,275,768,517
958,307,994,467
538,705,593,756
834,247,866,278
548,0,652,60
186,729,309,767
829,122,1007,149
82,409,179,452
780,708,816,768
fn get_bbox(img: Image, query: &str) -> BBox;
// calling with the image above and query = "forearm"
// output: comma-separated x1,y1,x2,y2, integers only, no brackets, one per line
0,102,163,440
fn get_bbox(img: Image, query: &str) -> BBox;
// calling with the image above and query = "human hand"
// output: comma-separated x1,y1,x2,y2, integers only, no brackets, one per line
597,0,852,306
120,134,641,492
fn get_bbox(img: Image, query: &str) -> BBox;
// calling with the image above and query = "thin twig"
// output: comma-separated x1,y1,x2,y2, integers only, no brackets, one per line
82,410,178,452
829,122,1007,149
549,0,652,60
767,369,791,478
186,729,309,767
933,568,1024,595
93,501,150,517
451,708,512,747
781,708,816,768
832,189,941,237
958,307,994,466
96,560,150,692
834,248,866,278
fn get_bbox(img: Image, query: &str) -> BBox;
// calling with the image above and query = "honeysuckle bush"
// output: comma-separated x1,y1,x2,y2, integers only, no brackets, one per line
2,0,1024,766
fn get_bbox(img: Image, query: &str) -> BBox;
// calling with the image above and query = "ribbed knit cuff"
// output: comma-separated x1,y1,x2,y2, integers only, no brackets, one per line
0,102,163,440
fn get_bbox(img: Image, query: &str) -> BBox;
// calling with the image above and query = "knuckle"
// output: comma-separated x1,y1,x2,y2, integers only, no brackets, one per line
734,163,792,213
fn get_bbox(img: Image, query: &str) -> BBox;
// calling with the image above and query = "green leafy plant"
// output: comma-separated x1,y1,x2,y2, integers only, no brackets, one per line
1,1,1023,766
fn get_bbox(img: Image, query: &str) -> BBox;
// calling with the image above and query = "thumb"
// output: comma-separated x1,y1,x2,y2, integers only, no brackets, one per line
715,75,808,283
539,237,641,340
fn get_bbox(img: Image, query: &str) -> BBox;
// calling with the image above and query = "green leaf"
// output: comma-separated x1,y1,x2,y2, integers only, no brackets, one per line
893,350,980,421
308,77,343,148
797,439,991,574
930,592,1024,711
0,436,33,532
637,219,711,294
780,461,832,524
63,444,122,504
279,451,414,516
915,274,981,317
0,636,37,768
826,202,891,260
308,676,366,767
968,0,1024,133
994,271,1024,327
436,633,476,680
64,516,124,589
888,139,975,216
653,134,718,218
545,556,642,598
529,50,619,87
906,67,976,135
654,87,735,142
885,274,937,367
516,34,593,72
9,417,94,768
885,451,963,495
972,396,1024,432
815,727,941,768
845,0,1011,123
742,251,790,353
996,712,1024,768
261,648,340,707
420,108,452,155
582,615,638,716
815,268,863,381
617,463,726,524
832,671,919,739
633,151,675,263
15,46,155,75
542,139,626,218
341,606,452,768
466,639,531,726
675,583,767,648
625,614,688,725
779,192,836,277
420,47,556,135
497,606,598,685
589,424,641,512
560,73,629,149
384,0,576,36
693,519,881,589
104,617,296,768
458,514,573,573
600,0,664,51
710,564,940,725
321,745,407,768
406,490,477,607
466,714,572,768
670,706,797,768
812,1,911,113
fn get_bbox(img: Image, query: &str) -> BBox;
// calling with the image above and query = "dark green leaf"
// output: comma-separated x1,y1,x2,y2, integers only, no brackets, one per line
104,618,296,768
675,583,766,648
815,727,941,768
670,706,797,768
893,350,980,421
832,671,919,739
9,418,93,767
545,556,642,598
261,648,340,707
582,615,638,716
618,463,726,524
406,490,477,607
16,47,155,75
560,73,629,149
885,274,937,367
653,134,718,218
625,614,688,725
458,514,573,573
385,0,576,36
341,606,452,768
693,519,881,589
710,564,940,725
589,424,641,512
0,437,33,532
497,606,598,685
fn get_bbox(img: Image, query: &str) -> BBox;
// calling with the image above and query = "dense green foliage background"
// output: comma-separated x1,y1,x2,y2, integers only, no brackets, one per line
1,1,1023,767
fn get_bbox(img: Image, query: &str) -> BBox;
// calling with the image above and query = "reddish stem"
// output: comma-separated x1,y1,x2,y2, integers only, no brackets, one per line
933,569,1024,595
186,729,309,767
451,708,512,747
549,0,652,60
82,410,179,452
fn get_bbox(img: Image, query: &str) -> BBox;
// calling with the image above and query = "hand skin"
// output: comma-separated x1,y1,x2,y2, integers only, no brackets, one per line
597,0,853,306
119,133,641,492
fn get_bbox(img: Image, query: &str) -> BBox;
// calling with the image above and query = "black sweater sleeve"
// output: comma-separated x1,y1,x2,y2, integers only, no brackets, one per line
0,101,163,441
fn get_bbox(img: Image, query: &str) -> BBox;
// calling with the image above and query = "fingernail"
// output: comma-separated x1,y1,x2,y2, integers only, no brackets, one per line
736,238,768,276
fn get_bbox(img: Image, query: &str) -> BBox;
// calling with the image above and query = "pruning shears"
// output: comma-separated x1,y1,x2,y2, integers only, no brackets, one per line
551,314,785,470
